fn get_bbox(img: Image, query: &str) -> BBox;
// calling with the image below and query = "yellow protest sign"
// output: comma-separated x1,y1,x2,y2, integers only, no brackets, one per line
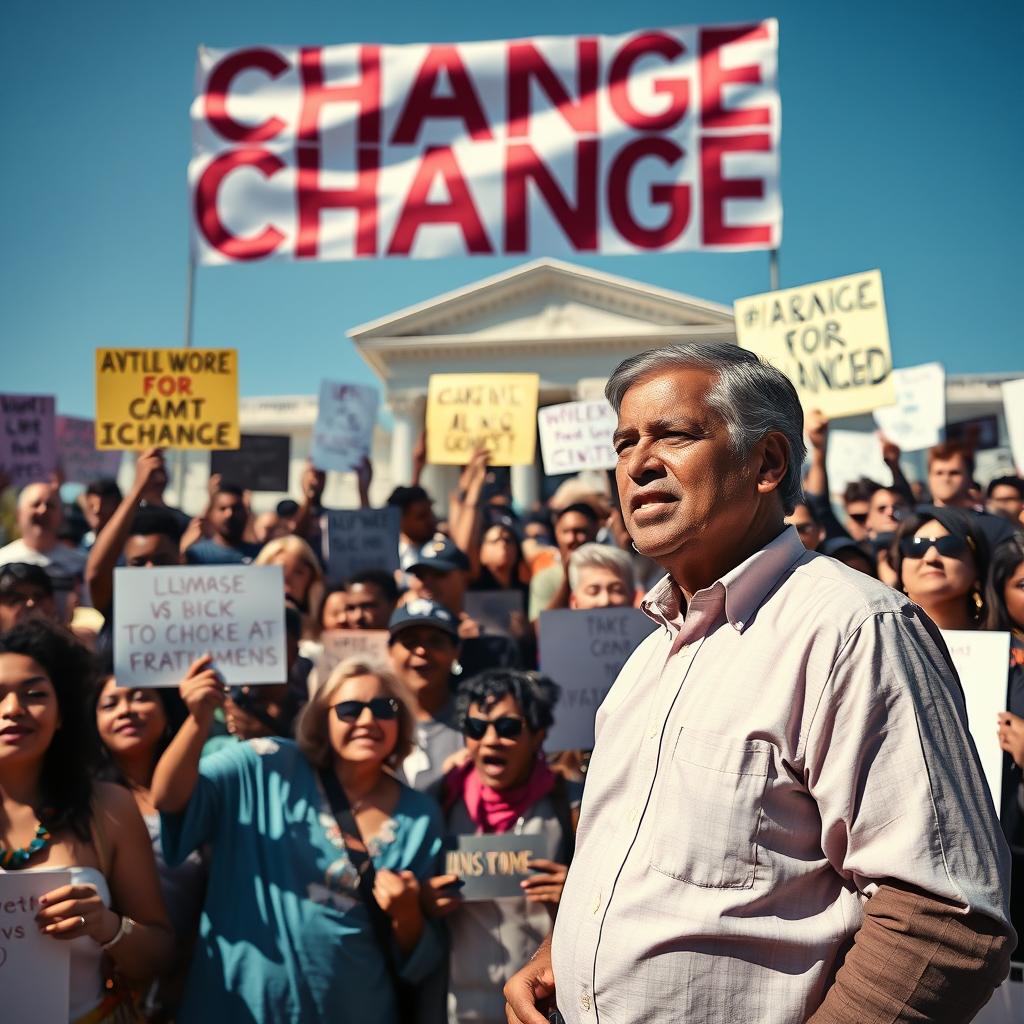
426,373,539,466
733,270,896,418
95,348,239,450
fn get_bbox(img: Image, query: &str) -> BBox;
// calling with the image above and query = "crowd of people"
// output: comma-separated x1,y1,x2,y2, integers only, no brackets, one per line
0,372,1022,1022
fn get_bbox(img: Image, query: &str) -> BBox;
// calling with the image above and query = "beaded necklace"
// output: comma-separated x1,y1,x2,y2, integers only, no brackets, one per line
0,821,52,869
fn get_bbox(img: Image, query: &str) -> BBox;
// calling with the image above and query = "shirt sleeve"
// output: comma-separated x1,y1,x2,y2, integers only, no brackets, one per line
160,742,248,866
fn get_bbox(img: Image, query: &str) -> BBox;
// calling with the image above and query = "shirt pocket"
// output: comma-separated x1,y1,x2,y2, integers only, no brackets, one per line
650,727,771,889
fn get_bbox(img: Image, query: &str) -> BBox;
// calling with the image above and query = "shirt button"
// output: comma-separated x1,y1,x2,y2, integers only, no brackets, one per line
579,991,592,1012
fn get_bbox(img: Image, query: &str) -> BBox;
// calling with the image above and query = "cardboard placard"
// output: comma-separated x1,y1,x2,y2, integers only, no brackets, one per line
54,416,123,484
464,590,525,639
310,380,379,472
537,399,617,476
824,430,891,498
539,607,658,750
941,629,1011,813
113,565,287,687
734,270,896,418
317,629,391,677
0,869,72,1023
1002,378,1024,474
871,363,946,452
210,433,291,492
0,394,57,489
324,507,401,584
426,374,539,467
95,348,239,450
443,833,544,901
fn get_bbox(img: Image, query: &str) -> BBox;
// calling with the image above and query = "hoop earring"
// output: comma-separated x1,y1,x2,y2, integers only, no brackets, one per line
971,588,984,620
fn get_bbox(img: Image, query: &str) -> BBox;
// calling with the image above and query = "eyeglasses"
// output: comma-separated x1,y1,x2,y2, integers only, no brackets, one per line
332,697,400,722
899,535,969,560
463,715,525,741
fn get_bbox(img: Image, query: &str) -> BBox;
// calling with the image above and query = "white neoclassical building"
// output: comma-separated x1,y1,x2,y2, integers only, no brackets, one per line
167,258,1020,513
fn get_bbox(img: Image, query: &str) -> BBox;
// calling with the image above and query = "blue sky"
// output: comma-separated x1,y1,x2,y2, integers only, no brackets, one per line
3,1,1021,418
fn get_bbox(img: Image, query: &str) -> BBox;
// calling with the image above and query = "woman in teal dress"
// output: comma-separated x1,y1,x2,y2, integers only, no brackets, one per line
152,654,445,1023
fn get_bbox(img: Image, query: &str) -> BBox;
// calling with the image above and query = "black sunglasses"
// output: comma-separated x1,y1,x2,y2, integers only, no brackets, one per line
463,715,525,741
899,535,969,560
332,697,400,722
848,512,868,525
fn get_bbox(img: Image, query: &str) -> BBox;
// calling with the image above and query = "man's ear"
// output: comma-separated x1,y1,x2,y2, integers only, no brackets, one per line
755,432,789,496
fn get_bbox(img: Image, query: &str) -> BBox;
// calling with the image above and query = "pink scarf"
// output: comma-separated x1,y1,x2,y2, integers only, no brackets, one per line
444,756,556,834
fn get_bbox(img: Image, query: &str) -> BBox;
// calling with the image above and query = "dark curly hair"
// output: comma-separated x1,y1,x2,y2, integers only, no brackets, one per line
0,620,101,841
454,669,560,734
984,535,1024,632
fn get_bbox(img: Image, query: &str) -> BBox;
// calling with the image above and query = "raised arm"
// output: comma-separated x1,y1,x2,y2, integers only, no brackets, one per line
84,447,165,614
879,435,915,507
450,447,489,580
292,463,326,544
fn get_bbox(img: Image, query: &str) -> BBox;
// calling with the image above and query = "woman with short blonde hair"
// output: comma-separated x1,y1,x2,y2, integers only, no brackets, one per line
255,534,325,630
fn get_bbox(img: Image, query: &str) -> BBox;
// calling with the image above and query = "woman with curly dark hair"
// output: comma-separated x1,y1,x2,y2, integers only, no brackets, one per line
0,619,173,1022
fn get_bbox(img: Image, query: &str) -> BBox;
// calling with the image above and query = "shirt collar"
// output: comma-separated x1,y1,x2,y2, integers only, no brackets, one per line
642,525,807,635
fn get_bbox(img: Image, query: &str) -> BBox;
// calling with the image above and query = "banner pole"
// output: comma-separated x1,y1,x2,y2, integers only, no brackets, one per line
769,248,780,290
175,258,197,507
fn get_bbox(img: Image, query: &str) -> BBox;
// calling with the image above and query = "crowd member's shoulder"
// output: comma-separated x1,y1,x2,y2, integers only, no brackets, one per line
91,779,146,834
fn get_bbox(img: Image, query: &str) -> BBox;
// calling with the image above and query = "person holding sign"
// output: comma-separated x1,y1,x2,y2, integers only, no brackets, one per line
0,619,174,1021
152,655,445,1024
423,669,577,1024
505,342,1013,1024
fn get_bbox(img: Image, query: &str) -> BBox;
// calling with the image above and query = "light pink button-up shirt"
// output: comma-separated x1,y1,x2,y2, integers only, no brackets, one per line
551,526,1011,1023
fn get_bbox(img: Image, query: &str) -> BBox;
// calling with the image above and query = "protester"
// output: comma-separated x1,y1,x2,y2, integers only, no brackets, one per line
819,536,877,577
0,562,57,631
320,584,349,632
506,342,1013,1024
254,534,324,625
785,501,825,551
152,655,445,1023
92,670,202,1021
985,535,1024,943
527,504,601,620
252,509,287,544
425,669,576,1024
0,619,174,1020
986,475,1024,525
388,599,464,793
0,480,87,581
345,569,400,630
183,482,260,565
388,484,438,569
566,543,634,609
80,477,123,550
892,506,990,630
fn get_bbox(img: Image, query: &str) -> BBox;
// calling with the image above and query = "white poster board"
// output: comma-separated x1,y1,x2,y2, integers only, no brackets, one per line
941,629,1010,813
0,869,72,1024
872,362,946,452
1002,378,1024,474
113,565,287,687
310,380,379,472
324,507,401,584
317,629,391,676
539,607,657,750
824,430,890,497
537,400,618,476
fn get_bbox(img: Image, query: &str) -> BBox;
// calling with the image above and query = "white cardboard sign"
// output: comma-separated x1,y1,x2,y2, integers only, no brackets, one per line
538,400,618,476
872,362,946,452
824,429,890,497
310,380,379,472
113,565,287,687
1002,378,1024,474
0,869,72,1024
941,629,1011,814
539,607,657,750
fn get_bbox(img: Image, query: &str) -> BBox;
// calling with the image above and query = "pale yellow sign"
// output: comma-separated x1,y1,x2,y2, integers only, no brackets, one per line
426,373,539,466
95,348,239,450
733,270,896,418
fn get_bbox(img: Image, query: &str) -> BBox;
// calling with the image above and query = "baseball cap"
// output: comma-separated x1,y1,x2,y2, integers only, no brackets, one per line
388,598,460,640
0,562,55,595
406,536,470,575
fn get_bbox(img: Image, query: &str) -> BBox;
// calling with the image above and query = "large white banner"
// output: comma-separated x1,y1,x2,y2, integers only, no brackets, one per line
191,23,780,264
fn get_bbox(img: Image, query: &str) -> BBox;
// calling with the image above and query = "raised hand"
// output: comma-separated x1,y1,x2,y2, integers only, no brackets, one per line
179,655,226,726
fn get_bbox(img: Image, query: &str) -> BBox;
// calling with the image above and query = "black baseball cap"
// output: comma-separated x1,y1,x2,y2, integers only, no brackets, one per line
406,536,470,575
388,598,460,640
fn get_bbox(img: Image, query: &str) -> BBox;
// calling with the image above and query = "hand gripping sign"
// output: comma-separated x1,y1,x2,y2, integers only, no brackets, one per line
190,22,781,264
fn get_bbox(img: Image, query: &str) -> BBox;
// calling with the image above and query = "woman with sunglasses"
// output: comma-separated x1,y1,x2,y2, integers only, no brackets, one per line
891,506,990,630
0,620,173,1023
424,668,577,1024
92,668,203,1021
985,535,1024,942
151,654,445,1024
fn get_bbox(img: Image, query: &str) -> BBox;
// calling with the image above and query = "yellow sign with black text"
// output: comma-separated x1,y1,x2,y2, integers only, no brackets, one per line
95,348,240,450
734,270,896,418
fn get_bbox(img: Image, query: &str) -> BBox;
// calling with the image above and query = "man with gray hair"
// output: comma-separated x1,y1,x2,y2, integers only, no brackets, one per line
567,542,635,610
506,342,1013,1023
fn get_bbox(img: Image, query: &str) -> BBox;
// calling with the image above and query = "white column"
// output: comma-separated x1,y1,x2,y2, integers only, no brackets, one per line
511,461,540,513
388,393,419,488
